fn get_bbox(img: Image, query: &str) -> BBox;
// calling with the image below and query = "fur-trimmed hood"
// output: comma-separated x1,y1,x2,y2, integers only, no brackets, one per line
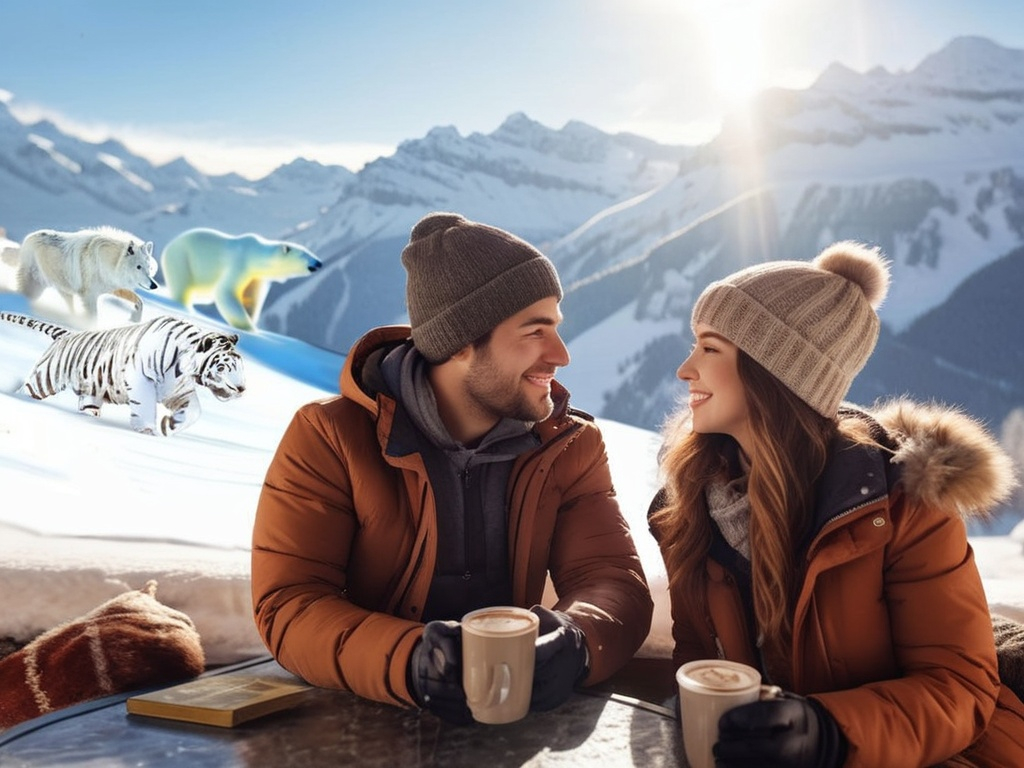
870,398,1019,520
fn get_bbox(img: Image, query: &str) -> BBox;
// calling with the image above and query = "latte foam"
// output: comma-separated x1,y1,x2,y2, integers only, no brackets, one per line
683,664,758,692
463,609,537,636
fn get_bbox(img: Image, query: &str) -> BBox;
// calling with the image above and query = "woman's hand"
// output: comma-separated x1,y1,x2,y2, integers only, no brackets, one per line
713,692,847,768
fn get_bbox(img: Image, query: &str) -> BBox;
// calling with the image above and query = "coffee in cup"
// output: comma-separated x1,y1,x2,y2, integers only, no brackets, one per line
461,606,539,724
676,660,762,768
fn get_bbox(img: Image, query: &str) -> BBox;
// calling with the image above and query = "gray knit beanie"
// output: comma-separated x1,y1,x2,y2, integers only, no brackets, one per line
691,241,890,417
401,212,563,362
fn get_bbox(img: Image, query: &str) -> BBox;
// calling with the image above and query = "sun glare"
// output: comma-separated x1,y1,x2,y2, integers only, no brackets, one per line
689,0,775,110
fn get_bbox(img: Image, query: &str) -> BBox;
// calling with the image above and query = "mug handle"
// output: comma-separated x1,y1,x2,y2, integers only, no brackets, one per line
488,663,512,705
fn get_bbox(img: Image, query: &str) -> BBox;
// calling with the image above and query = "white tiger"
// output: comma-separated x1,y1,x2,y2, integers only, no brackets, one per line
0,312,245,436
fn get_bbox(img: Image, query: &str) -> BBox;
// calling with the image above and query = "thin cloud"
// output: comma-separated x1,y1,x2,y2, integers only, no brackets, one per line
610,116,718,147
6,100,392,179
121,133,395,179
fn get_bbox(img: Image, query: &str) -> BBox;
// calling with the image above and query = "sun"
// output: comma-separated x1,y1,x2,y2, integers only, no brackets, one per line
688,0,774,110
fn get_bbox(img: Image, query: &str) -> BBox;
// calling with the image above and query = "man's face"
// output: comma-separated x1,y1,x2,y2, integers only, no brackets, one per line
461,296,570,424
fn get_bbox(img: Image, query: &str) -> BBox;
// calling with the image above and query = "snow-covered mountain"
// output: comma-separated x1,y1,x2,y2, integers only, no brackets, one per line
2,36,1023,441
550,35,1024,433
0,101,354,251
254,113,690,352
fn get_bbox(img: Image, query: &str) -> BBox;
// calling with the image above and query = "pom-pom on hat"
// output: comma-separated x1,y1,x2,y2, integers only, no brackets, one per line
691,241,891,417
401,212,563,362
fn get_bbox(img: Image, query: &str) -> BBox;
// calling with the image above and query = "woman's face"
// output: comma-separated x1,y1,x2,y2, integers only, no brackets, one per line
677,323,753,456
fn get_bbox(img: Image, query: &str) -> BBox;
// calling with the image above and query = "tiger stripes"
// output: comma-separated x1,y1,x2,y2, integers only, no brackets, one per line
0,312,245,435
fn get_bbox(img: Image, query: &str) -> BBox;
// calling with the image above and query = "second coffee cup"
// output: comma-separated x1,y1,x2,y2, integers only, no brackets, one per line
461,606,540,724
676,659,763,768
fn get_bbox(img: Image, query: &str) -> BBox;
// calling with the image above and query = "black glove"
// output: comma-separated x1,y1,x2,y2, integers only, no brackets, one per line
529,605,589,712
713,692,847,768
407,620,473,725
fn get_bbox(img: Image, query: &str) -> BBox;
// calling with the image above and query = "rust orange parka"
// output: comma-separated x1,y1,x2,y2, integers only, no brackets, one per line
252,326,653,708
653,400,1024,767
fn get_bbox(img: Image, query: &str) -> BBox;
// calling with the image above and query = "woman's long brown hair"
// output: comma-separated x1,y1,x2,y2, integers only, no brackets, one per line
651,351,835,671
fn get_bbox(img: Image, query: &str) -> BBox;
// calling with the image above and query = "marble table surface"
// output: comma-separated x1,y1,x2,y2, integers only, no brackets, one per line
0,657,686,767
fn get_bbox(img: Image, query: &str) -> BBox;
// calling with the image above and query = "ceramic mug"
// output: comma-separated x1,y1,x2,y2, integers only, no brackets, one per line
676,659,771,768
461,606,540,724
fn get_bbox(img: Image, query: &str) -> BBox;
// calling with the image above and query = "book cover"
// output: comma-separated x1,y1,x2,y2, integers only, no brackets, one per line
126,673,313,727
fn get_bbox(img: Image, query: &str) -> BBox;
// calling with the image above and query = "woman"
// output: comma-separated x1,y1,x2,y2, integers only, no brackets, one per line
649,241,1024,767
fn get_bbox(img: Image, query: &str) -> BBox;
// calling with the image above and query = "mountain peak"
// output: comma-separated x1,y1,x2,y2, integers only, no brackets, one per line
810,36,1024,96
813,61,878,91
492,112,548,144
914,35,1024,92
0,99,23,135
498,111,540,130
155,155,202,176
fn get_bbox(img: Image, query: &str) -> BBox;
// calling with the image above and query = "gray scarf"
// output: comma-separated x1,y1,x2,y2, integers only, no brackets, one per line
706,474,751,560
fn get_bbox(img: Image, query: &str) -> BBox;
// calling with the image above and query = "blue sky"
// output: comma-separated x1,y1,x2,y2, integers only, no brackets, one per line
1,0,1023,178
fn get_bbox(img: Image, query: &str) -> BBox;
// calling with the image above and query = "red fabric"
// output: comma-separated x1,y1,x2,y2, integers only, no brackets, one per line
0,581,204,729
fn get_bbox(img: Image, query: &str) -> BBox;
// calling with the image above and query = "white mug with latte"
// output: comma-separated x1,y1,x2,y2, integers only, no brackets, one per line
461,606,540,724
676,659,763,768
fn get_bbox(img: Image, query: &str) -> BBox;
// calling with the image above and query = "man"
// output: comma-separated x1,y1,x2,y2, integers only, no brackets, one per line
251,212,653,724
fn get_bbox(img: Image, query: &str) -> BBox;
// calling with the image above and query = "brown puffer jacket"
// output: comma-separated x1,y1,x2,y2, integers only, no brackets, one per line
654,400,1024,767
252,326,653,708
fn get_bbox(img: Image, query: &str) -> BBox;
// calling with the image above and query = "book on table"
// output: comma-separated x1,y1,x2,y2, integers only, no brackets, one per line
125,673,313,728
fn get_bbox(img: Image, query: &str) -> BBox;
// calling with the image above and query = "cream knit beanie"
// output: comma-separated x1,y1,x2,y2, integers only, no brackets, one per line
691,241,891,417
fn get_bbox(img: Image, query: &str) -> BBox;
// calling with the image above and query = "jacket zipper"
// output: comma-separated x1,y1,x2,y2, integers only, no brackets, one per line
395,417,582,613
507,419,581,586
509,418,581,507
806,493,887,559
462,466,473,579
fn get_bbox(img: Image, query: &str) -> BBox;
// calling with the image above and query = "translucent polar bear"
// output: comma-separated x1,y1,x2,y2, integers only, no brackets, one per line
160,228,323,331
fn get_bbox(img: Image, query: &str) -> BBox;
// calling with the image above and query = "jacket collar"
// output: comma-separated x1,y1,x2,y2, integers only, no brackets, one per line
806,398,1018,541
808,434,892,539
861,399,1017,520
338,325,409,414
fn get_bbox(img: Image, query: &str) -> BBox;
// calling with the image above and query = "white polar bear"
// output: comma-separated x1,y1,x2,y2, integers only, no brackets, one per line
160,228,323,331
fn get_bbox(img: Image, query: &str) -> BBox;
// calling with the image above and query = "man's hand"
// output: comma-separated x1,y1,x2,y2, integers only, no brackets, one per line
407,620,473,725
529,605,589,711
713,692,847,768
